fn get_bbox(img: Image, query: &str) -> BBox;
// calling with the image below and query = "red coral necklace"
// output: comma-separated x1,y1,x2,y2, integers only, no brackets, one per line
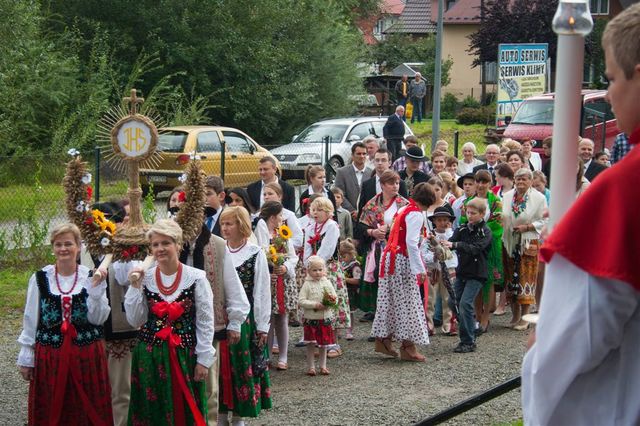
55,264,79,295
227,239,248,253
156,263,183,295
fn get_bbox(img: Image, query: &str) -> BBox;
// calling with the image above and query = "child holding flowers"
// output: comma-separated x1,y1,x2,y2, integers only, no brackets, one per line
303,197,350,358
254,201,298,370
298,256,337,375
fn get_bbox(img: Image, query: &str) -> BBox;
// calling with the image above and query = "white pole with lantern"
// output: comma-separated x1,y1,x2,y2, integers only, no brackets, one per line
547,0,593,230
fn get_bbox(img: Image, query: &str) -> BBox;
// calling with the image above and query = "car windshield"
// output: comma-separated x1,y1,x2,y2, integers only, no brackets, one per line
512,100,554,125
293,124,349,143
159,131,188,152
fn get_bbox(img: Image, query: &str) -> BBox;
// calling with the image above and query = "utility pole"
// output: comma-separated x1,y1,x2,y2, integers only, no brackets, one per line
481,0,487,104
431,0,444,151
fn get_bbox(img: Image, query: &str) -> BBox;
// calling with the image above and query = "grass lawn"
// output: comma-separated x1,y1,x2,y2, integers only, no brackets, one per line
0,268,30,313
0,180,129,222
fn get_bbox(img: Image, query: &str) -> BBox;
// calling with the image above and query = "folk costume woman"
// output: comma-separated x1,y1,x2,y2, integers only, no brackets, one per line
372,183,435,362
304,197,350,359
357,170,409,315
18,223,113,425
218,207,273,421
502,168,547,330
254,200,298,371
125,219,215,425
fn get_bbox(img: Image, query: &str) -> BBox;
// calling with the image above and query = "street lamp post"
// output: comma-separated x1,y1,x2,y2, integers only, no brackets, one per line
547,0,593,230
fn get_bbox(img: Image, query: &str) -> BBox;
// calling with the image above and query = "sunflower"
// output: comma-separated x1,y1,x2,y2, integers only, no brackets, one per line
278,225,292,240
92,209,106,223
269,246,277,257
103,221,117,236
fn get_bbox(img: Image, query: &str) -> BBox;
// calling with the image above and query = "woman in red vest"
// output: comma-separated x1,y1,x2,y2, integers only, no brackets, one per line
372,182,435,362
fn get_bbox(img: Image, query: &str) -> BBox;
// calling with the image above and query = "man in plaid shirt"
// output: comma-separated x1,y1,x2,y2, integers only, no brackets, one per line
611,132,631,164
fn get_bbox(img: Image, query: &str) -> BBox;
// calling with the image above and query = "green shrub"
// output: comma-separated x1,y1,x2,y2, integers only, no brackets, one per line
461,95,481,109
441,93,459,119
456,106,495,125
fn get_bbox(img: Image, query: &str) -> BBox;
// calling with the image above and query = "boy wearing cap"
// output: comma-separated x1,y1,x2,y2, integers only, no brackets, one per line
441,198,492,353
399,146,430,197
422,206,458,335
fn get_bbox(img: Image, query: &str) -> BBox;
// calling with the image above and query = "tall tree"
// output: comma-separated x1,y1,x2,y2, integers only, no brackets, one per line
468,0,559,68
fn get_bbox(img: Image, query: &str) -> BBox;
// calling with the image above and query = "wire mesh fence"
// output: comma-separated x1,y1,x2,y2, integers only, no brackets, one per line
0,127,492,265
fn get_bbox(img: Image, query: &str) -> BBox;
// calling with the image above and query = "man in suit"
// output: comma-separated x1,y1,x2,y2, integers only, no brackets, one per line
334,141,373,219
204,175,226,237
247,156,296,211
579,138,607,182
357,148,408,216
383,105,405,161
472,144,501,184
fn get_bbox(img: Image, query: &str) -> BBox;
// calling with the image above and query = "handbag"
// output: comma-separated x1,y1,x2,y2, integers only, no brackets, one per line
405,101,413,120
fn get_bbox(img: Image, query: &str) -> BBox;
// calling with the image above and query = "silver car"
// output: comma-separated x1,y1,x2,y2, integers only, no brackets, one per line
271,117,413,179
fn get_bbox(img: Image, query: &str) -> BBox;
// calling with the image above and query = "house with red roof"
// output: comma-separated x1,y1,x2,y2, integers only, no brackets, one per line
357,0,406,45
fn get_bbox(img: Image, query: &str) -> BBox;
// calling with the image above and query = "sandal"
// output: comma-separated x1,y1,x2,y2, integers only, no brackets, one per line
346,333,354,341
327,348,343,358
271,347,280,355
319,368,330,375
374,338,398,358
399,342,426,362
276,362,288,371
306,368,316,376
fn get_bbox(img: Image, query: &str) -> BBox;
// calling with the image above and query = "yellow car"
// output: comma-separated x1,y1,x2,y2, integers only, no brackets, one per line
140,126,281,193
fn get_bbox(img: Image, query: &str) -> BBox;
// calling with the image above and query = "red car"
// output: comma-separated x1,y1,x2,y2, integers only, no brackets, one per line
502,90,619,154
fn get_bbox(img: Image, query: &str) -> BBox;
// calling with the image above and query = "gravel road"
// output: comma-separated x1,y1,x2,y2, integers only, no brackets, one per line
1,308,525,426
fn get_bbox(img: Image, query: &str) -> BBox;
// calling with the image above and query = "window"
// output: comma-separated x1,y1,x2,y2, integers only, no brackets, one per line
158,131,188,153
347,123,375,141
222,131,253,153
292,124,348,144
590,0,609,14
446,0,457,11
196,131,221,152
584,98,615,123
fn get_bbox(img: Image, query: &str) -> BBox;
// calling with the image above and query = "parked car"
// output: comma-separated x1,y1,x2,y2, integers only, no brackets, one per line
270,117,414,179
502,90,618,153
140,126,281,194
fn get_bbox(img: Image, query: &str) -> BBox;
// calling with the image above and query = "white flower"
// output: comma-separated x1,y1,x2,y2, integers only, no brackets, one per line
76,201,86,212
100,237,110,247
178,173,188,183
188,151,201,160
81,173,92,184
85,203,91,212
167,211,176,219
67,148,80,157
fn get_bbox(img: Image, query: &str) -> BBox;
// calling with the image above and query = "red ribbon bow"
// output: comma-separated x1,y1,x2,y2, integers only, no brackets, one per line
152,301,185,321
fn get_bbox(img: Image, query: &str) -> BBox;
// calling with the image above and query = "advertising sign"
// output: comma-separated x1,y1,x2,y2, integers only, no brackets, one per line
496,43,549,126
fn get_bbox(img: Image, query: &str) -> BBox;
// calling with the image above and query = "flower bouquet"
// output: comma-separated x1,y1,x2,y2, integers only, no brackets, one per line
321,290,338,309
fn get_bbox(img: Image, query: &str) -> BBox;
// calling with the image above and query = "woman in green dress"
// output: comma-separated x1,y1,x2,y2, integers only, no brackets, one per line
125,219,215,425
218,206,273,423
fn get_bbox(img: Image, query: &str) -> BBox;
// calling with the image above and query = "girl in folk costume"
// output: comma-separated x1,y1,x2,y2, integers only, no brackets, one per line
372,183,435,362
125,219,214,425
299,165,338,216
357,170,410,316
254,201,298,371
339,239,362,341
18,223,113,425
304,197,350,358
298,256,338,376
470,170,503,333
218,207,273,423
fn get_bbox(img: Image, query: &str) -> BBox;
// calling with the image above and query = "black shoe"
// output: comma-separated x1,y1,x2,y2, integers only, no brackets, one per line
289,319,301,327
474,327,484,337
360,312,374,322
295,341,307,348
433,319,443,327
367,336,376,342
453,343,476,353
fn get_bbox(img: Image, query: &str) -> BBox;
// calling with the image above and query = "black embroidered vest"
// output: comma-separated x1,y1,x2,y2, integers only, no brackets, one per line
236,252,258,306
35,270,103,348
137,285,197,349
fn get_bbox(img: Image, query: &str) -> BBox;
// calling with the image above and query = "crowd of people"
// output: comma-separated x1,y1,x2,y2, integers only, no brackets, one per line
16,118,630,425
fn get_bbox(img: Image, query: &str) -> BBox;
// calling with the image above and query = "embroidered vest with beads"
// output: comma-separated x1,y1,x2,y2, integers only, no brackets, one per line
34,270,104,348
137,285,197,348
236,252,258,306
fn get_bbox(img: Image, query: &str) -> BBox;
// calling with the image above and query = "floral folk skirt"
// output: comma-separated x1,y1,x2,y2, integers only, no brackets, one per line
271,275,298,315
128,342,207,425
218,312,272,418
326,259,351,329
29,340,112,426
303,319,336,346
371,254,430,346
359,244,382,313
503,240,539,305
